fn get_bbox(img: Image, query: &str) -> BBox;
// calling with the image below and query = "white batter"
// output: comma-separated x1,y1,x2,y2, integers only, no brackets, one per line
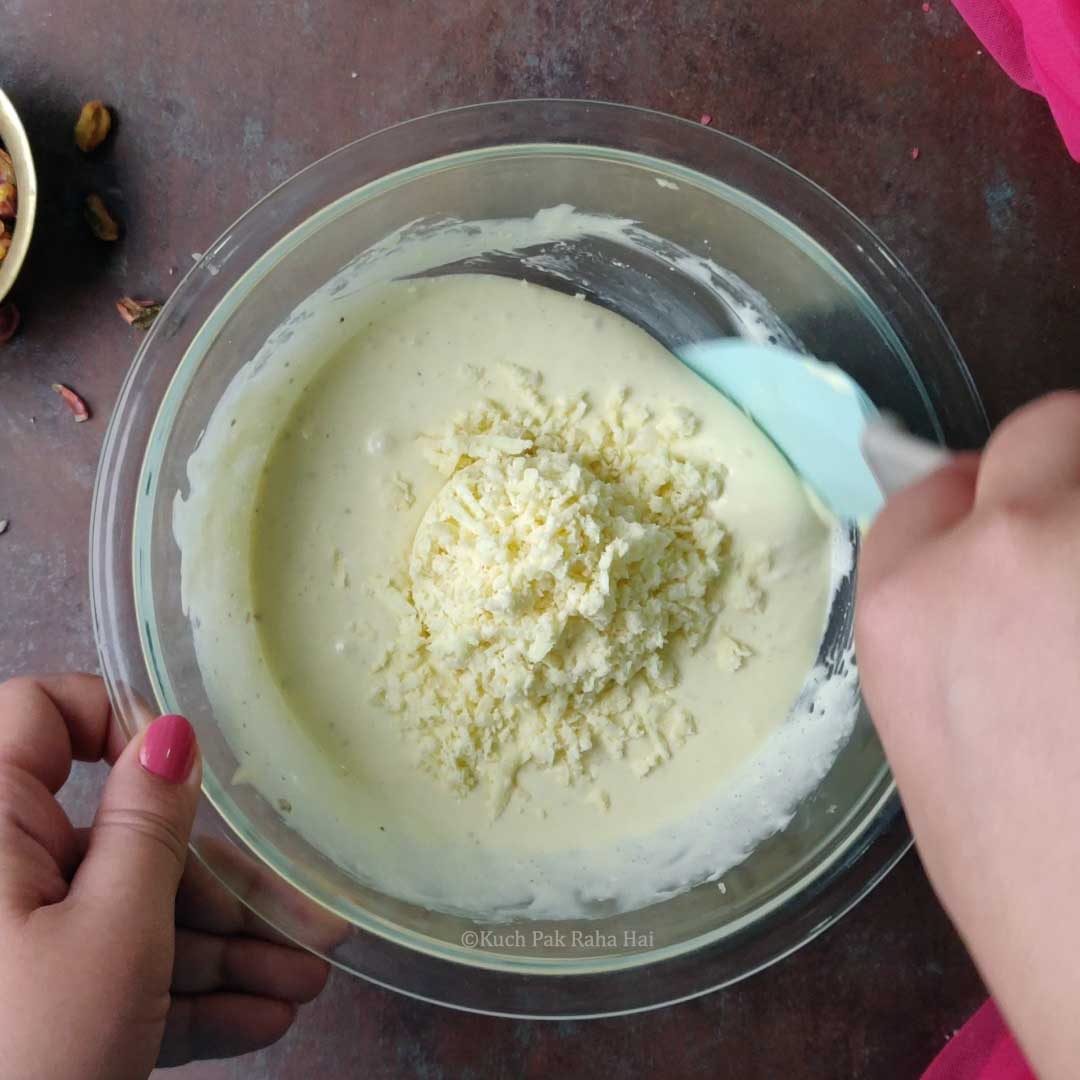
175,211,858,920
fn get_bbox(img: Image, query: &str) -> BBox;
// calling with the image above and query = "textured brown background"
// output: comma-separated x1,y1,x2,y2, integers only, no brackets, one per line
1,0,1078,1076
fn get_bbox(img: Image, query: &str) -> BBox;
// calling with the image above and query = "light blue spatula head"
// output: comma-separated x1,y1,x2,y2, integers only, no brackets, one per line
677,341,886,522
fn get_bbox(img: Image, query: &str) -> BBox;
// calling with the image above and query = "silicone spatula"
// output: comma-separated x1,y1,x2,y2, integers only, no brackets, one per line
676,340,950,519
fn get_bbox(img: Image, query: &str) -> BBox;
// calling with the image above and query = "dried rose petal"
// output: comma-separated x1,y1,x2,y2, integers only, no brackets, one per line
0,223,10,263
116,296,162,330
84,194,119,241
52,382,90,422
74,100,112,153
0,302,20,343
700,113,713,125
0,182,15,219
0,149,13,185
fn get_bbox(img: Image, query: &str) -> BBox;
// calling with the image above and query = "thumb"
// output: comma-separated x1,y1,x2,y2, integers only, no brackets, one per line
72,713,201,926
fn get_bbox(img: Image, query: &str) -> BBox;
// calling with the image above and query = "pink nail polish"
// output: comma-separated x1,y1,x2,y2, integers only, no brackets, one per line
139,714,197,783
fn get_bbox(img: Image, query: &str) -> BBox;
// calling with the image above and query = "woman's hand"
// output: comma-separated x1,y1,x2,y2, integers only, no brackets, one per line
0,673,337,1079
857,392,1080,1080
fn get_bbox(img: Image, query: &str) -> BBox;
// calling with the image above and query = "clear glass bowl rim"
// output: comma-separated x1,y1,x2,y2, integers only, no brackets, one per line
90,98,987,1018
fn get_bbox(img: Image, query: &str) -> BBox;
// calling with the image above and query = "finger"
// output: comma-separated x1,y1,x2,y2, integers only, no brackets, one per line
976,391,1080,511
157,992,298,1068
0,673,127,794
177,836,349,952
859,454,980,593
0,764,79,913
176,844,296,946
71,825,92,858
70,714,201,942
172,927,330,1000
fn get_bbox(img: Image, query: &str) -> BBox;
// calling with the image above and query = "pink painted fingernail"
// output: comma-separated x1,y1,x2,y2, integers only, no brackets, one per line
139,714,197,783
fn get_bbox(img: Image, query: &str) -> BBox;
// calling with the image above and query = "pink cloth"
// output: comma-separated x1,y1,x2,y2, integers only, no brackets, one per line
921,1000,1038,1080
952,0,1080,158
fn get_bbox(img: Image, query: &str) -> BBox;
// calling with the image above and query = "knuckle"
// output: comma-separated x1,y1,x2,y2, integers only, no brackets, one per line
1036,388,1080,419
971,503,1040,569
986,390,1080,459
0,761,42,820
219,935,244,985
0,675,36,709
95,806,188,872
0,760,27,805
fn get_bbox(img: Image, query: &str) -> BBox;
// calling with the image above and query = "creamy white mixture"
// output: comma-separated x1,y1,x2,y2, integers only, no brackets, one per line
175,210,858,920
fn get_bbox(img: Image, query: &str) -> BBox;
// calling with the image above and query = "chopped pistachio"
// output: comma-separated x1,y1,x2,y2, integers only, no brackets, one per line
116,296,162,329
84,193,119,241
74,100,112,152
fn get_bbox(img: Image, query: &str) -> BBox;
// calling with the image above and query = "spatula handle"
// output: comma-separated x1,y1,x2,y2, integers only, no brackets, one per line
860,417,952,497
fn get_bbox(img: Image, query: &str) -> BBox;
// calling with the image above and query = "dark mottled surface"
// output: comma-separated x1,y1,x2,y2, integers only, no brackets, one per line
1,0,1077,1076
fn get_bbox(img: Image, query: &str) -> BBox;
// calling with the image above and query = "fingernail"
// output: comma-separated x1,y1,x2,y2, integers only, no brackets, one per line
139,713,197,784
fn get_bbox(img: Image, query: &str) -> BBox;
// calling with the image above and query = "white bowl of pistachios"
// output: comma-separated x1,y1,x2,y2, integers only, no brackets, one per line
0,86,38,305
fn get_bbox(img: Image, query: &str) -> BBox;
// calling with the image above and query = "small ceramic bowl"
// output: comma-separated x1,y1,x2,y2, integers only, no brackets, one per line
0,87,38,303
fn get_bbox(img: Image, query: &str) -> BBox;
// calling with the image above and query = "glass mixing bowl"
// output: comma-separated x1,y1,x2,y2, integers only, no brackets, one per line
90,100,987,1018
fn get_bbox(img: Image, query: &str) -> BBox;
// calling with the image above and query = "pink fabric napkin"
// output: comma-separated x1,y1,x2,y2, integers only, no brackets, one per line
952,0,1080,158
921,1000,1037,1080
